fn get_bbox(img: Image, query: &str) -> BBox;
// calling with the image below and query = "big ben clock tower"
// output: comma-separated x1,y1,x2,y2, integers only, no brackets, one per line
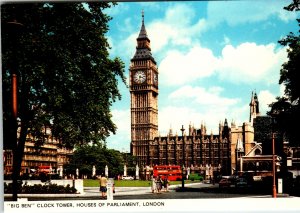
130,12,158,166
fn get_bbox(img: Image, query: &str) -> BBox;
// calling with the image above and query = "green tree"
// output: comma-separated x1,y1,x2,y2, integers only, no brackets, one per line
122,152,137,176
268,0,300,146
65,145,124,178
1,2,125,201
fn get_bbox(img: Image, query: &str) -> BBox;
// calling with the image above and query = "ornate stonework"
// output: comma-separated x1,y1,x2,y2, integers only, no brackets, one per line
130,12,158,165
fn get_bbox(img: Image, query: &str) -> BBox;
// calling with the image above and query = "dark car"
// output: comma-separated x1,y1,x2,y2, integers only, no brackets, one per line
235,178,248,188
219,178,233,188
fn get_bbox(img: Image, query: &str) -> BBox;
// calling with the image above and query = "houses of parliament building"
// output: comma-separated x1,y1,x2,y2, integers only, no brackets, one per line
129,13,259,176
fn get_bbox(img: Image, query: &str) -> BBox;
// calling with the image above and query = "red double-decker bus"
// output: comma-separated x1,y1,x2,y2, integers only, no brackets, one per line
38,165,51,174
153,165,182,181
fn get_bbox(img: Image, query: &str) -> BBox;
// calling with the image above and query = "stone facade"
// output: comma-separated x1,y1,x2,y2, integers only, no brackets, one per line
3,127,73,175
149,121,232,175
129,12,158,165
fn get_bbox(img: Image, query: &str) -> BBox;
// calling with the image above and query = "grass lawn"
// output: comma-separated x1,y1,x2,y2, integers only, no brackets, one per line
84,179,200,187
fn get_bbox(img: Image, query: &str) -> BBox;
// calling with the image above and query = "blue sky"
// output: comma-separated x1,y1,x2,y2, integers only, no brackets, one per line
103,1,299,152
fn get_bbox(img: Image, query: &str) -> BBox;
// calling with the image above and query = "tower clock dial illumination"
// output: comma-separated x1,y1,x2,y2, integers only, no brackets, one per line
134,71,146,84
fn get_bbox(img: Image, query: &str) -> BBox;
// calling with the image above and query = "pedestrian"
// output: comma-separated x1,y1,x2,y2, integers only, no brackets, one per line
99,173,108,199
151,175,157,193
156,176,162,193
163,176,169,192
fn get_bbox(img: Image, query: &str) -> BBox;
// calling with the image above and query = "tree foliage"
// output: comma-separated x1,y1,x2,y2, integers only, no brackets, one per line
65,145,127,178
1,2,125,200
2,2,125,148
268,0,300,146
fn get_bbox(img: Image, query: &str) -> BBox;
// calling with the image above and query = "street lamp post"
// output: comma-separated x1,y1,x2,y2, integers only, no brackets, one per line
272,131,277,198
270,112,278,198
6,19,24,202
180,125,185,189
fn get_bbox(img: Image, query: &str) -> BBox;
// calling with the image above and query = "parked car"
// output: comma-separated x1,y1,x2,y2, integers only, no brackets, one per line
235,178,248,188
219,178,233,188
122,176,134,180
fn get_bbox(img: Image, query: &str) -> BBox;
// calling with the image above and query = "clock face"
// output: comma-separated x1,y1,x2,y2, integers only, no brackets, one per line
134,71,146,84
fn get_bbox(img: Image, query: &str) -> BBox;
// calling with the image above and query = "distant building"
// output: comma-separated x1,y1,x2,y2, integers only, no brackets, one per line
150,120,232,175
3,127,73,176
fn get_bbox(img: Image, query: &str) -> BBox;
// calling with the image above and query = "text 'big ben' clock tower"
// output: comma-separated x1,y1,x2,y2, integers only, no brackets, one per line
130,11,158,166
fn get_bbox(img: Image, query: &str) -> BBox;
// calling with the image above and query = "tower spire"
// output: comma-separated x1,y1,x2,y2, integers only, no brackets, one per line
249,90,259,125
132,10,156,63
138,9,148,40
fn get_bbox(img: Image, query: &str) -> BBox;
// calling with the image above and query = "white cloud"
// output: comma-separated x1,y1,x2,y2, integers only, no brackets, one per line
229,103,249,126
159,45,218,86
158,106,210,135
218,42,287,84
207,1,297,27
159,42,287,86
257,90,277,115
165,3,196,25
120,33,137,62
106,109,131,151
280,84,286,97
148,4,207,53
158,104,245,136
111,0,296,61
169,85,239,106
158,85,243,135
116,3,207,59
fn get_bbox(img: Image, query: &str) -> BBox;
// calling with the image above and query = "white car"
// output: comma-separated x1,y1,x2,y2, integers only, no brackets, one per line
122,176,134,180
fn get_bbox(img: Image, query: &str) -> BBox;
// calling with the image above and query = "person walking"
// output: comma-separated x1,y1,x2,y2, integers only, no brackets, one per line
163,176,169,192
151,175,157,193
156,176,162,193
99,174,108,199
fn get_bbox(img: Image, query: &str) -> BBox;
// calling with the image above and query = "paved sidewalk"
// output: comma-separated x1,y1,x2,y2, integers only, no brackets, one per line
4,182,207,200
84,182,203,196
10,183,293,200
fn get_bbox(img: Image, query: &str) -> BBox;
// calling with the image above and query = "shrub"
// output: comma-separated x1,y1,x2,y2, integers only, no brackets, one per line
188,173,203,181
4,182,77,194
